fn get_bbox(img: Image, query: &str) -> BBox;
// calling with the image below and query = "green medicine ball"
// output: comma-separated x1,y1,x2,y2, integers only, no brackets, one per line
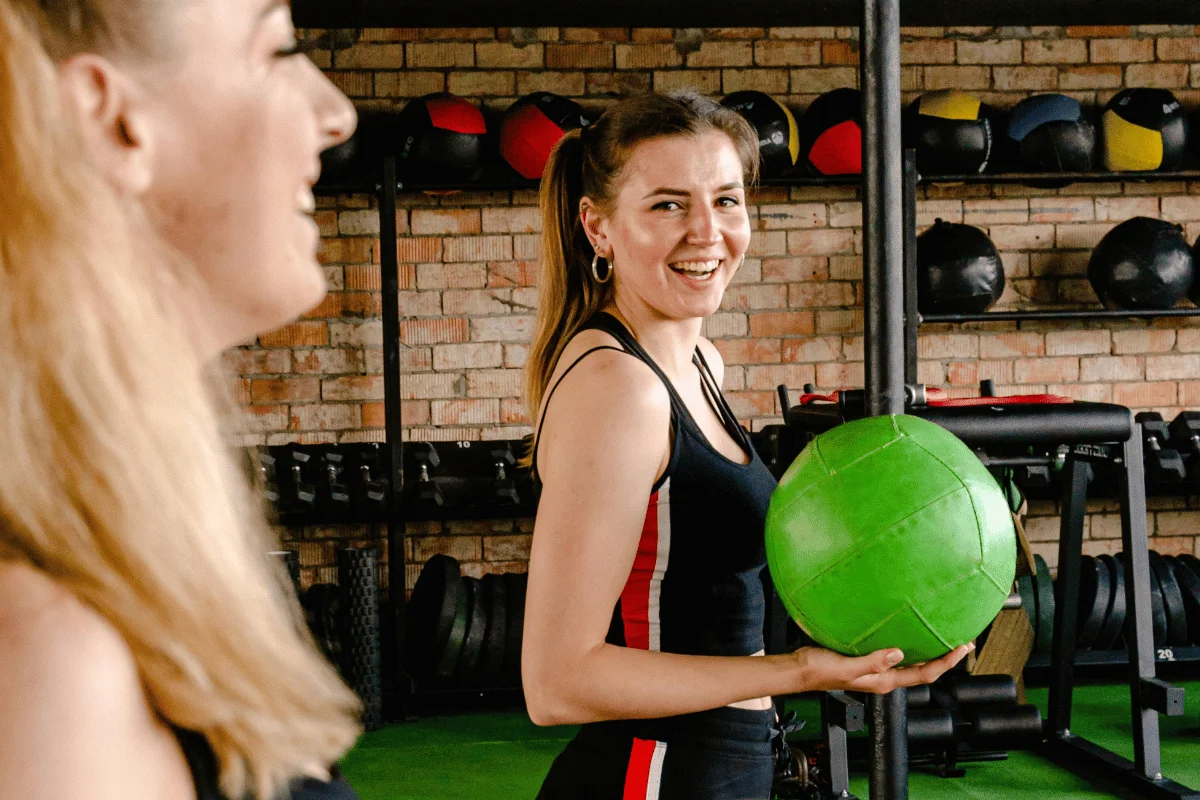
765,415,1016,665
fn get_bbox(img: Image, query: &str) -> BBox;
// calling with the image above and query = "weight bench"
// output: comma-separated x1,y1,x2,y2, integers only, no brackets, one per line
783,396,1195,800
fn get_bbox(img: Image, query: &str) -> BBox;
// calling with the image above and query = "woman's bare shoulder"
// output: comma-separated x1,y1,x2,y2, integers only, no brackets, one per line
0,561,192,800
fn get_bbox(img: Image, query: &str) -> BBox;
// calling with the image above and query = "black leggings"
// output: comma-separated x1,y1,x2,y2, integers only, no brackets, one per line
536,706,776,800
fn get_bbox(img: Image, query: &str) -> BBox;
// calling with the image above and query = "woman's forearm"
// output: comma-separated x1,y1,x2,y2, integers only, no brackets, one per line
524,644,796,726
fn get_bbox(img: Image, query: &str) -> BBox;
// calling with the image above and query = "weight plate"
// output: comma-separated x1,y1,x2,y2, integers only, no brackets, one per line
480,573,508,678
1077,555,1111,650
1167,555,1200,646
1150,552,1189,648
1147,558,1168,649
1017,574,1037,647
504,572,527,684
1094,555,1126,651
435,573,469,681
457,576,487,682
1034,555,1055,653
1178,554,1200,583
404,554,462,680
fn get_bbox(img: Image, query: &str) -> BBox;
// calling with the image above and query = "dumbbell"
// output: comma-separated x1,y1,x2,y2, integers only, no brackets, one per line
491,444,520,505
323,451,351,508
355,444,389,512
255,447,280,504
1168,411,1200,478
289,449,317,508
1136,412,1187,483
411,442,444,507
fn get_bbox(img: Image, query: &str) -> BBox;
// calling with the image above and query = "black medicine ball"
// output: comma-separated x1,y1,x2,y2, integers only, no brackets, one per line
499,93,590,180
319,130,366,187
391,93,488,183
1102,89,1188,172
904,90,993,176
917,220,1006,315
1089,217,1193,310
1005,94,1096,173
799,88,863,176
721,91,800,177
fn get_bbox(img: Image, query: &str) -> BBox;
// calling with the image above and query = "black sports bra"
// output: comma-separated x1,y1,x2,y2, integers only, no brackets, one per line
174,727,359,800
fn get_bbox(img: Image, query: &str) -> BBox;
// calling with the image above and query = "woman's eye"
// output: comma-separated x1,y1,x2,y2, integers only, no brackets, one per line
653,200,683,211
718,196,741,207
275,37,317,59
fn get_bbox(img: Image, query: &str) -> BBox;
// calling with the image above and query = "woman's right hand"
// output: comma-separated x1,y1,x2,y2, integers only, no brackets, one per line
791,643,974,695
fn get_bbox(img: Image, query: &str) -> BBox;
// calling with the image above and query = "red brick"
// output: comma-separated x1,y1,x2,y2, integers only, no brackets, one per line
1045,329,1110,355
396,237,443,263
1112,381,1177,408
1067,26,1132,38
321,376,384,402
790,67,859,94
686,41,753,68
822,40,859,66
562,27,628,43
500,397,529,425
993,66,1058,91
1015,356,1079,383
1079,356,1143,382
447,71,515,96
334,43,405,69
318,236,374,265
587,72,653,96
713,338,782,365
918,334,979,360
1095,196,1160,221
1147,354,1200,381
781,336,841,363
471,316,536,342
1090,38,1154,63
1179,382,1200,406
411,208,482,235
748,311,815,337
723,69,789,95
516,71,587,96
289,403,361,431
652,70,722,94
755,40,821,67
431,399,500,426
720,284,789,311
546,43,613,69
1113,329,1175,354
787,229,856,255
963,199,1029,225
443,236,513,263
957,40,1022,65
292,348,365,375
815,361,865,388
433,342,503,370
223,349,292,375
466,369,522,398
746,364,816,390
615,43,681,69
1024,39,1088,64
758,203,827,229
487,261,539,287
259,322,328,348
923,66,992,91
402,373,462,401
769,27,840,39
1158,38,1200,62
902,39,956,65
399,318,469,346
788,283,855,308
1126,63,1190,88
988,224,1055,250
375,71,446,98
815,310,863,335
724,391,778,418
475,42,544,69
1058,65,1124,90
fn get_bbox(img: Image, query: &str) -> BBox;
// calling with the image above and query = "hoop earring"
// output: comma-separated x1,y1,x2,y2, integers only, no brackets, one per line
591,253,613,284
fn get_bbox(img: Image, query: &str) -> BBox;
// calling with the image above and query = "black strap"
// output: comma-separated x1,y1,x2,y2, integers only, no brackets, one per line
531,344,627,480
694,346,753,451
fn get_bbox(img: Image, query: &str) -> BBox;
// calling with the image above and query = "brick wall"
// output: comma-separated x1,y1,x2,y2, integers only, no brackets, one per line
231,24,1200,591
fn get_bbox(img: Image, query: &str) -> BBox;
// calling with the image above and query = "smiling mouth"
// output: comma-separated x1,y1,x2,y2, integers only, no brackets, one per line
669,259,722,278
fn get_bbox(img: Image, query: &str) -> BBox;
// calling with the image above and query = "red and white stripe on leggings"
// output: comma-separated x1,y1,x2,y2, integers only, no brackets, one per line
620,480,671,651
623,738,667,800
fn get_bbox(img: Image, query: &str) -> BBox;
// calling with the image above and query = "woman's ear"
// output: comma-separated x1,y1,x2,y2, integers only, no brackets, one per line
57,54,154,195
579,197,611,258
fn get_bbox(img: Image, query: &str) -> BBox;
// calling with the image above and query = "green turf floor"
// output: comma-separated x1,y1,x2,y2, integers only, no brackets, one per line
339,682,1200,799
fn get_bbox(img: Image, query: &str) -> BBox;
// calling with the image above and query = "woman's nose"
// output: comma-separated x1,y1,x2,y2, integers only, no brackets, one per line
686,205,721,245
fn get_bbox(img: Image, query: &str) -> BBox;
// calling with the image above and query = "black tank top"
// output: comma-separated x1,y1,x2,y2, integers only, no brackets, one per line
174,727,359,800
534,312,778,657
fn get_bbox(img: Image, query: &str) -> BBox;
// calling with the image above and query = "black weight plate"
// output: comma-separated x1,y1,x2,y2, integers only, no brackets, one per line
1151,552,1190,648
1017,574,1037,647
1077,555,1111,649
435,573,469,681
1178,553,1200,581
1094,555,1126,651
1147,558,1168,649
480,573,508,679
404,554,461,679
504,572,527,684
1167,555,1200,646
457,576,487,681
1034,555,1055,653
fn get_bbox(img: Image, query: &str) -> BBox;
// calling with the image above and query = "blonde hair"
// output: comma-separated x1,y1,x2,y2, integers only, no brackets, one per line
523,92,760,425
0,2,360,798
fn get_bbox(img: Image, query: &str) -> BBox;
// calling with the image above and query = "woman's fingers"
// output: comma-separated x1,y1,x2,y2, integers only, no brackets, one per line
849,643,973,693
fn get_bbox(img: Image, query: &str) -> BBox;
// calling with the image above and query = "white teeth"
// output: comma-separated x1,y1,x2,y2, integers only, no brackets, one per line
670,259,721,275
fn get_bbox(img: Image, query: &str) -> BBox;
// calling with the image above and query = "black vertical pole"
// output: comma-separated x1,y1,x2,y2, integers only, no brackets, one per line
379,156,410,719
862,0,909,797
1048,457,1088,735
902,150,919,386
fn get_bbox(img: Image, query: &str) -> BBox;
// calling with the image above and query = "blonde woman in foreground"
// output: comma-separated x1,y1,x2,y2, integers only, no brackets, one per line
0,1,366,798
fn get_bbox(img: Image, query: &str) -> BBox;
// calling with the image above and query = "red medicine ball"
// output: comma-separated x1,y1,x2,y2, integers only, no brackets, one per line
800,88,863,176
394,93,488,182
499,93,591,180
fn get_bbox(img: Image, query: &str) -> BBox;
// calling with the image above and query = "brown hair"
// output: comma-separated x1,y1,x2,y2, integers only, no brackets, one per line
0,2,359,798
523,91,760,425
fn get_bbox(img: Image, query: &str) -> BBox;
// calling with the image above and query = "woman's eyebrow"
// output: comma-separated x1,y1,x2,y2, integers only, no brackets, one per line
642,182,744,200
